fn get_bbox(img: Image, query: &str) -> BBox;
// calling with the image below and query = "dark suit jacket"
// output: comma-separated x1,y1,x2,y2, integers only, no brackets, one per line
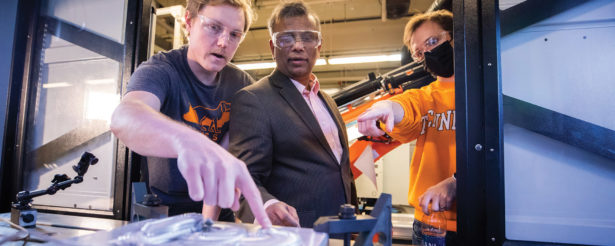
229,70,356,228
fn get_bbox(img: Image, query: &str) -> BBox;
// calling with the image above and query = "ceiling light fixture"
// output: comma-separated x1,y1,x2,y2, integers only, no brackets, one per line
327,53,401,65
85,78,116,85
315,58,327,66
236,58,328,70
235,61,277,70
234,53,400,71
42,82,72,88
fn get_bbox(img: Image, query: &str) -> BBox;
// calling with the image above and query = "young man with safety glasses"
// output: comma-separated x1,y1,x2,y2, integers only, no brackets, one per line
357,10,458,245
110,0,271,228
228,1,356,228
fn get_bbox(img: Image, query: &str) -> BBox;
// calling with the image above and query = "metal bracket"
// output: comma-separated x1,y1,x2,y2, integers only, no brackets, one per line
130,182,168,222
314,193,393,246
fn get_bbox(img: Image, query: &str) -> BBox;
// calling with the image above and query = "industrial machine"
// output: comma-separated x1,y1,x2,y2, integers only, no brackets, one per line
53,194,393,246
337,60,434,194
55,213,327,246
334,62,434,241
333,60,434,108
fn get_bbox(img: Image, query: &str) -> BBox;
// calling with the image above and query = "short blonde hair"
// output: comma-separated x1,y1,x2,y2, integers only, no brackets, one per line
186,0,256,32
403,10,453,47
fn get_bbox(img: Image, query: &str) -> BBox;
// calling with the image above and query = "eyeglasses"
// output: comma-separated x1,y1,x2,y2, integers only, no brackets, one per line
198,15,245,44
272,30,322,49
411,31,449,61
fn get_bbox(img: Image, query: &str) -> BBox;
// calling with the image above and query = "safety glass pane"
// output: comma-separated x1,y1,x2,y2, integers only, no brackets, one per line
22,0,127,212
501,1,615,245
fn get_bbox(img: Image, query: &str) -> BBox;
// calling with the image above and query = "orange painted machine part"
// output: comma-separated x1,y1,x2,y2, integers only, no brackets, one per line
344,88,403,179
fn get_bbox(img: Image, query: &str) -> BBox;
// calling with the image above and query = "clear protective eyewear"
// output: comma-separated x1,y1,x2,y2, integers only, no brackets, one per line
198,15,245,44
271,30,322,49
411,31,450,61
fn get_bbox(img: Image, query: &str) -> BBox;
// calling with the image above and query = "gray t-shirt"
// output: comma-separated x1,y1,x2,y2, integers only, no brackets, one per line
127,46,254,204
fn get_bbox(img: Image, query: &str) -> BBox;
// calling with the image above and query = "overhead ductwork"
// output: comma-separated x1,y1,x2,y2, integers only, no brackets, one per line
382,0,410,20
426,0,452,12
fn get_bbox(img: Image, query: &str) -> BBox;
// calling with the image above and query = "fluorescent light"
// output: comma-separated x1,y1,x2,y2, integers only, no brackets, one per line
236,58,328,70
42,82,72,88
236,61,276,70
328,53,401,65
85,92,120,121
321,88,340,95
86,78,115,85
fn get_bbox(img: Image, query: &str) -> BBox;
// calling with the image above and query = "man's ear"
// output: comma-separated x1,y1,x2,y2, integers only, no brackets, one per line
269,40,275,59
184,11,193,35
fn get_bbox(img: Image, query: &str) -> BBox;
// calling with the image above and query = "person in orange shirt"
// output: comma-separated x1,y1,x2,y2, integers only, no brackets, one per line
357,10,457,245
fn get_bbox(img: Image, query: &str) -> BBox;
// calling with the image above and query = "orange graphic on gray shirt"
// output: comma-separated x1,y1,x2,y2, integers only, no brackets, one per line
182,101,231,141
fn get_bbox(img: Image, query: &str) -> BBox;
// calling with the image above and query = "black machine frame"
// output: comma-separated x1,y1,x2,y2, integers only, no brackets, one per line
454,0,595,245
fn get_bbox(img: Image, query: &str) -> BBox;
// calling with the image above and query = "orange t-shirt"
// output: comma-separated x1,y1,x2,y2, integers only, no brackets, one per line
385,80,456,231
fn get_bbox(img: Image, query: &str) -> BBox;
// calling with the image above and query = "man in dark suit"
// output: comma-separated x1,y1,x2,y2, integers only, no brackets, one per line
229,1,356,228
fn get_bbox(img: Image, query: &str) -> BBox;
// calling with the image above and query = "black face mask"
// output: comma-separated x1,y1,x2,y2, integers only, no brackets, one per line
423,40,454,78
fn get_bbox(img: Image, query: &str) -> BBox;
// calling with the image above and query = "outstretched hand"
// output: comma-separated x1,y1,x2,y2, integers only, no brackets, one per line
176,138,272,228
110,93,271,228
357,100,402,136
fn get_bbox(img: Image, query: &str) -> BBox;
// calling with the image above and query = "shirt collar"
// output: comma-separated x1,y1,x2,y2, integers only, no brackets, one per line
434,79,455,89
290,74,320,95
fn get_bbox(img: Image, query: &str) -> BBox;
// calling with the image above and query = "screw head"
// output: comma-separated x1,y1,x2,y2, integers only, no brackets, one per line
475,144,483,151
338,204,356,220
